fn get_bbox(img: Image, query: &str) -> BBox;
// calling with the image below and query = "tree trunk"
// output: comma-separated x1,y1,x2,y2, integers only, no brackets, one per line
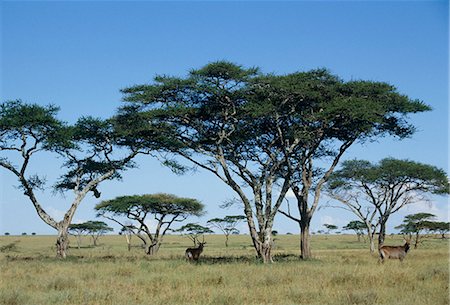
378,221,386,247
414,232,419,249
56,228,69,259
369,235,375,253
125,234,131,251
260,240,273,263
146,241,160,255
300,218,312,259
92,235,98,247
225,235,229,248
76,234,81,249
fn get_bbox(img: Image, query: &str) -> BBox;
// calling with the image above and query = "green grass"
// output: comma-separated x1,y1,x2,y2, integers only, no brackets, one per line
0,234,448,305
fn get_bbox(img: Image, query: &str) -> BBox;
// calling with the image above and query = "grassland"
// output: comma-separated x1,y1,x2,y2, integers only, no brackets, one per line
0,234,448,305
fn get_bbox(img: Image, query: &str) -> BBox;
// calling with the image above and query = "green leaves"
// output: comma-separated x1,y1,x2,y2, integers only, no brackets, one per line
328,158,449,195
96,193,204,217
69,221,113,234
0,100,72,151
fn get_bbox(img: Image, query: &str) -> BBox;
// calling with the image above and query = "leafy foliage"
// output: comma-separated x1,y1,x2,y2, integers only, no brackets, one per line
175,223,213,244
96,194,204,254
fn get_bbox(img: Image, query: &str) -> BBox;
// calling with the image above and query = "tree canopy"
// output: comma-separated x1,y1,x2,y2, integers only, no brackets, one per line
327,158,449,246
116,61,432,262
175,223,213,245
0,100,143,258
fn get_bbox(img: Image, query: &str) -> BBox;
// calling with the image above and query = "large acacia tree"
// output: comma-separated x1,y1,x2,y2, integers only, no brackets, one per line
117,61,430,262
96,193,204,255
262,73,431,259
0,100,150,258
118,62,296,263
327,158,449,248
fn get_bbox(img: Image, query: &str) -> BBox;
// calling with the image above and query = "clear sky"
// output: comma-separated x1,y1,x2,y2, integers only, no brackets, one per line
1,1,448,236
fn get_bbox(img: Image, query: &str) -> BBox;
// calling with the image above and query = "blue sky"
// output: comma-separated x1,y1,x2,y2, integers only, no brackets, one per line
1,1,448,236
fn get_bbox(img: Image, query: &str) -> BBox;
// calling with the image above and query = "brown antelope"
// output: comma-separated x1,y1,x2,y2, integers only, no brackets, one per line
379,241,410,263
185,240,206,261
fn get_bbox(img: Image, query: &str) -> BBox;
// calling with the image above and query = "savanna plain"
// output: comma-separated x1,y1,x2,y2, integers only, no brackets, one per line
0,234,448,305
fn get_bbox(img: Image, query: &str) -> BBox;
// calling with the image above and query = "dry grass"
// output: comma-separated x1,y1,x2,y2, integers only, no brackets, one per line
0,234,448,305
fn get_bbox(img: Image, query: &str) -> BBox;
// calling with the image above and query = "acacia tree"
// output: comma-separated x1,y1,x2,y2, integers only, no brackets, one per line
118,62,430,262
207,215,246,247
83,221,113,246
69,223,88,249
118,62,299,263
273,77,431,259
342,220,367,242
119,223,134,251
327,158,449,249
176,223,213,245
0,100,147,258
427,222,450,239
395,213,436,249
323,224,338,234
96,193,204,255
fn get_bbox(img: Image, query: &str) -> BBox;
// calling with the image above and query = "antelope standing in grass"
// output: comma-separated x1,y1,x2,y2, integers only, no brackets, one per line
185,239,206,262
379,241,410,263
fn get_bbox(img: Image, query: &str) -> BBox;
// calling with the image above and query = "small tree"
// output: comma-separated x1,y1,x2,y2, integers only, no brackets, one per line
83,221,113,246
395,213,436,248
327,158,449,250
120,224,134,251
323,224,338,234
427,222,450,239
96,193,204,255
176,223,213,245
0,101,145,258
207,215,246,247
343,220,367,242
69,223,89,249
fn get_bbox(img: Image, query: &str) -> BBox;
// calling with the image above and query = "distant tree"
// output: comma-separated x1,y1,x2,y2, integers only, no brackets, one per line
69,223,89,249
427,222,450,239
96,193,204,255
175,223,213,245
4,233,10,236
327,159,449,250
395,213,436,248
0,100,147,258
120,223,134,251
31,232,36,236
207,215,246,247
21,233,27,236
342,220,367,242
323,224,338,234
83,221,113,246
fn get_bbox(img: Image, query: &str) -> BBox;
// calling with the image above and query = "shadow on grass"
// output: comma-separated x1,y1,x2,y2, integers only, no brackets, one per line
4,253,322,265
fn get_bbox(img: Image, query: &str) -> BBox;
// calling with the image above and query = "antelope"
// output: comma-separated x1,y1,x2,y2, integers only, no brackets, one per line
185,239,206,261
379,241,410,263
